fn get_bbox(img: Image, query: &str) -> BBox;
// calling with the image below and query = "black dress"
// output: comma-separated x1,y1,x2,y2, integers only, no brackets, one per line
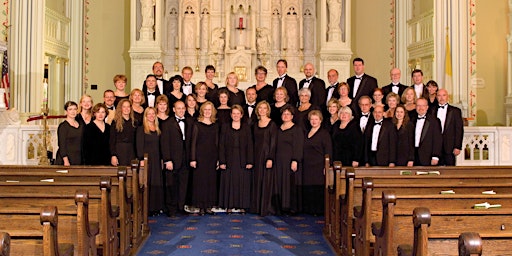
250,120,277,216
295,105,321,133
270,103,291,127
168,92,186,111
302,128,333,215
55,121,83,165
206,84,219,107
275,124,304,214
83,122,111,165
136,127,164,213
227,88,246,107
216,108,232,127
114,95,129,109
133,110,144,126
332,120,363,167
252,84,275,104
109,119,137,166
218,123,254,210
190,121,219,210
396,122,415,166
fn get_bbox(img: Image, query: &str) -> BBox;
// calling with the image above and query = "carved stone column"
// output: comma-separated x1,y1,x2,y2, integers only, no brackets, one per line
318,0,352,81
129,0,164,89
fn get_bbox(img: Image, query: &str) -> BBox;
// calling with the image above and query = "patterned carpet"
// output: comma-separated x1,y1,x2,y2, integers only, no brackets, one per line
136,213,335,255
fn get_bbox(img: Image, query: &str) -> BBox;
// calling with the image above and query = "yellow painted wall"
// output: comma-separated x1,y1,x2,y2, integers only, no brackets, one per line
46,0,65,15
350,0,393,86
475,0,508,126
85,0,131,104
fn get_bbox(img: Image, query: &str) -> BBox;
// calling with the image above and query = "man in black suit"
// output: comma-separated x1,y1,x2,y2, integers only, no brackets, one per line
272,59,298,106
347,58,378,110
243,87,258,126
412,98,442,166
181,66,195,96
298,63,326,107
142,61,171,96
410,69,429,99
364,105,397,167
433,89,463,166
326,69,341,103
381,68,407,98
161,100,193,216
353,96,374,164
142,74,161,108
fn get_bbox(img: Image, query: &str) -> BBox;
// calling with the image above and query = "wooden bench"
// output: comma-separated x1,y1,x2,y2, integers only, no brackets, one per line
0,232,9,256
1,206,74,256
0,174,119,256
0,158,149,255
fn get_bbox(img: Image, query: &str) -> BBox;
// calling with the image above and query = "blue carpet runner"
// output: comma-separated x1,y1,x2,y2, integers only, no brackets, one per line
137,213,335,255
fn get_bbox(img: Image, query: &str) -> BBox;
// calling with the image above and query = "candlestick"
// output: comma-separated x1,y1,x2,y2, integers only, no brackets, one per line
43,78,48,106
239,17,244,29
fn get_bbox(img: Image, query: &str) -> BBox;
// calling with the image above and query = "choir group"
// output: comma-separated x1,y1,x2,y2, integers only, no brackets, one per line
54,58,464,217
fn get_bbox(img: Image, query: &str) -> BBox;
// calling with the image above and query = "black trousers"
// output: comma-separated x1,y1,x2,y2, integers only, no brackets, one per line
164,164,189,214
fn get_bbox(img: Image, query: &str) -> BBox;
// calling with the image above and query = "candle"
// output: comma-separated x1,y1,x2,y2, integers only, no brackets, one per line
43,79,48,106
239,17,244,29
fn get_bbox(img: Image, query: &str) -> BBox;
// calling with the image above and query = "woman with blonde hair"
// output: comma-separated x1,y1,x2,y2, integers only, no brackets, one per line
401,87,418,120
384,92,400,119
332,106,362,167
76,94,93,125
190,101,219,215
324,98,341,134
270,87,291,126
225,71,246,107
110,99,136,166
194,82,209,109
136,107,164,215
251,100,278,216
129,88,145,125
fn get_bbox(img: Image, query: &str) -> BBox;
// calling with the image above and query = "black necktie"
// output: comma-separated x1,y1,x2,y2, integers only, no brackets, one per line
392,84,398,88
107,106,114,110
148,92,155,96
438,104,446,109
418,116,426,120
176,118,184,123
305,79,312,83
279,77,285,81
329,85,336,90
184,83,191,87
361,113,369,118
375,121,382,126
248,104,256,109
355,77,362,80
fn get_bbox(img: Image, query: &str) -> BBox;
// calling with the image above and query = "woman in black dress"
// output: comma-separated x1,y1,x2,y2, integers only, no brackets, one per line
204,65,220,106
156,95,170,123
296,88,320,133
250,101,277,216
393,105,415,166
167,75,186,112
275,105,304,215
402,87,418,120
426,80,439,111
129,88,145,125
83,103,111,165
55,101,83,166
194,82,208,109
136,107,164,215
190,101,219,215
185,94,199,118
216,88,232,126
323,98,340,134
110,99,137,166
218,105,254,213
270,87,290,126
251,65,274,104
225,72,246,107
302,110,332,215
113,74,129,108
332,106,362,167
76,94,93,126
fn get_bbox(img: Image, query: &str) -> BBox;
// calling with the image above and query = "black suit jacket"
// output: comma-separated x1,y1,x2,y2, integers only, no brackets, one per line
160,116,193,170
326,82,340,102
347,74,378,103
412,114,442,166
142,78,171,97
299,77,327,107
432,104,464,152
381,83,407,98
410,84,429,99
243,104,259,127
142,88,161,108
364,119,397,166
273,75,298,107
353,114,375,163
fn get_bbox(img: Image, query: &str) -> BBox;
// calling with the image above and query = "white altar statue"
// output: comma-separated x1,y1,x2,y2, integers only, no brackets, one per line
210,27,225,53
140,0,155,28
256,27,271,54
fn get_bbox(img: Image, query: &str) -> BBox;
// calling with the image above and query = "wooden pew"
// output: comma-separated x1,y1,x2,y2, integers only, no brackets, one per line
397,207,431,256
0,232,10,256
1,206,74,256
458,232,483,256
371,190,396,256
353,177,373,256
0,160,148,255
323,158,342,254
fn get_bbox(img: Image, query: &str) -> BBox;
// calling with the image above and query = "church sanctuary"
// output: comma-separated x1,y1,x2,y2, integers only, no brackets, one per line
0,0,511,255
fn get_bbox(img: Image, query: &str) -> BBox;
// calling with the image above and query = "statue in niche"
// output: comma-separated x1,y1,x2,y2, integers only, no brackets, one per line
285,7,299,51
327,0,342,33
256,27,271,54
183,6,196,50
210,27,225,53
140,0,155,28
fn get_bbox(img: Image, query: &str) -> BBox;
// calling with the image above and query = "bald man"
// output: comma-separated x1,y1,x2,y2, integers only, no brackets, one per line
298,63,326,107
433,89,463,166
381,68,407,98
